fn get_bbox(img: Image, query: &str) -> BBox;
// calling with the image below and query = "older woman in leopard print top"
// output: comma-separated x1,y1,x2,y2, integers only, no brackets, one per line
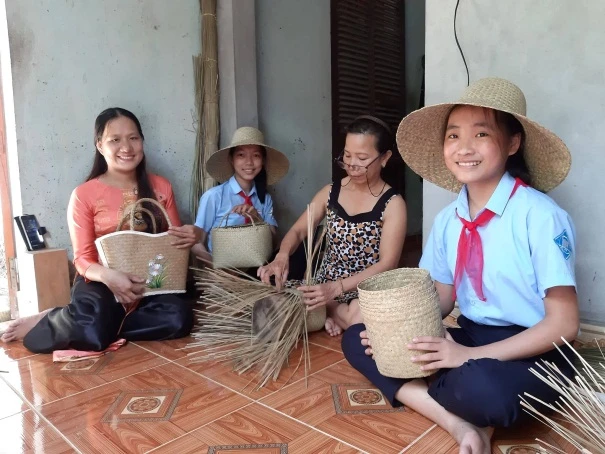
258,116,407,336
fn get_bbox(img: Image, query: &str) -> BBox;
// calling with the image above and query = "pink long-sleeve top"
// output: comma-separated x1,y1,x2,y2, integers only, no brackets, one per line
67,174,182,277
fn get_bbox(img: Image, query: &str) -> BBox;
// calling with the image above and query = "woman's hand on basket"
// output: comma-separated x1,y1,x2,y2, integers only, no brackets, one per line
104,269,146,305
168,224,202,249
408,331,472,371
257,252,289,290
232,204,261,222
298,281,341,311
360,330,374,358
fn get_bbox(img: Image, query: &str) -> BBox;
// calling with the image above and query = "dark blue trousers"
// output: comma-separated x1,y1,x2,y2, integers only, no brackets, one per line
342,315,573,428
23,276,193,354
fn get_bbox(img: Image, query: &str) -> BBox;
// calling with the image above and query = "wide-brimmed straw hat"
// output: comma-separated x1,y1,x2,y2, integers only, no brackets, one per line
206,127,289,185
396,77,571,192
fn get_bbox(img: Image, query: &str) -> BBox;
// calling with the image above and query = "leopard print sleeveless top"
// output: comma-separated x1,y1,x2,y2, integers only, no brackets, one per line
316,180,398,301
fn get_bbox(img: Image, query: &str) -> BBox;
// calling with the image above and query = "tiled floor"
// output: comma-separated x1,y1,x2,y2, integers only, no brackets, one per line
0,328,580,454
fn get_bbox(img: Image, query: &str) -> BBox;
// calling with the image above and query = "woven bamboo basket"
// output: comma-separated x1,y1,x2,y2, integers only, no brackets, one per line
95,198,189,296
211,212,273,269
357,268,444,378
306,305,326,332
188,205,327,389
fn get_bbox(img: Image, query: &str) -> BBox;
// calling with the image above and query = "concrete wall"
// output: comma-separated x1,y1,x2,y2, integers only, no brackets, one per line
256,0,426,237
425,0,605,324
6,0,200,257
255,0,332,233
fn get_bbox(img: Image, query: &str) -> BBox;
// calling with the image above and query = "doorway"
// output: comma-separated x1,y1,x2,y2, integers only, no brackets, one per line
330,0,425,267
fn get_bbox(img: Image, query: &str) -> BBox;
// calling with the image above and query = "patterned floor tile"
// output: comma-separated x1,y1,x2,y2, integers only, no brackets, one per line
133,335,195,361
178,342,344,399
39,362,252,453
261,363,432,453
3,336,586,454
0,410,75,453
49,354,113,375
0,378,29,420
2,342,168,405
331,383,404,415
312,361,371,384
101,388,183,423
491,419,582,454
307,330,344,352
402,426,456,454
152,403,361,454
495,443,543,454
0,340,37,364
206,443,288,453
286,429,361,453
404,423,577,454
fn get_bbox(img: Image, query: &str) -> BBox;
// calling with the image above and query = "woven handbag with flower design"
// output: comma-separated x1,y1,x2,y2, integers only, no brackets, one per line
95,198,189,297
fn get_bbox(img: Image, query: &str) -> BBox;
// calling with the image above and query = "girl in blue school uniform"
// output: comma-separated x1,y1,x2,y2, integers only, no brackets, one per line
342,78,578,454
192,127,289,262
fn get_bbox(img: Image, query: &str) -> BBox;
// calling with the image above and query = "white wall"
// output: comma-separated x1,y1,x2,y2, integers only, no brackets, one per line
6,0,200,258
255,0,332,233
425,0,605,324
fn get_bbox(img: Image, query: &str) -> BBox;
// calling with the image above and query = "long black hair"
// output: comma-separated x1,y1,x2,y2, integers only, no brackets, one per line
229,146,268,203
88,107,164,232
493,110,532,187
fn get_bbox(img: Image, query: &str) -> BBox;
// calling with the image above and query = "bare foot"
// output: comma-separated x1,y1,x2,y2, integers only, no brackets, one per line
324,317,343,337
452,421,493,454
1,309,51,343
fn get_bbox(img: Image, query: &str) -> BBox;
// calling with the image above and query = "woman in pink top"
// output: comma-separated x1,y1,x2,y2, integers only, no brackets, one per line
1,107,201,352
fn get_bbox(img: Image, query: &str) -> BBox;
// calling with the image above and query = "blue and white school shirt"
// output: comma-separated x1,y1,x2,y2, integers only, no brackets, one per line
420,172,576,328
195,175,277,251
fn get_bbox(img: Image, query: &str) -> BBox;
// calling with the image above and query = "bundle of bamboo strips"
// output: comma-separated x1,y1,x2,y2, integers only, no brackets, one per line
185,205,326,390
521,338,605,454
190,0,219,217
574,340,605,384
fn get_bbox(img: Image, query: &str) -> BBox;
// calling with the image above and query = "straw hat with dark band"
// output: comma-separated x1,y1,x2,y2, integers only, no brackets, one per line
396,77,571,193
206,126,290,185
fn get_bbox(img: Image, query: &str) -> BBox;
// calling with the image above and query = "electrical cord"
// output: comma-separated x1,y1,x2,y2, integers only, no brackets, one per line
454,0,470,86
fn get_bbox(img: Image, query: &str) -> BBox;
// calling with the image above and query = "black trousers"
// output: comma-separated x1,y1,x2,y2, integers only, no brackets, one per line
23,276,193,354
342,315,574,428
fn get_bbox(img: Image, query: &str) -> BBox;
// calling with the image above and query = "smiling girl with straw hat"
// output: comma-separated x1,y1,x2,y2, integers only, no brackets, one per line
192,126,289,262
342,78,579,453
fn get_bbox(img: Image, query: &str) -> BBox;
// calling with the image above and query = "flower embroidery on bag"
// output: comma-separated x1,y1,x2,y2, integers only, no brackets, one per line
146,254,168,288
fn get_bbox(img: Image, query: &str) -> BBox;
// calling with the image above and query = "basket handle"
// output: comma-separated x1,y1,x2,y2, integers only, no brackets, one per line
136,207,158,233
115,197,173,232
217,211,256,227
116,205,158,233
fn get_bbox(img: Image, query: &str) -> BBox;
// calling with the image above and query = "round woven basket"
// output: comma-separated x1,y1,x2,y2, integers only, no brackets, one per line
357,268,444,379
211,213,273,269
306,305,326,332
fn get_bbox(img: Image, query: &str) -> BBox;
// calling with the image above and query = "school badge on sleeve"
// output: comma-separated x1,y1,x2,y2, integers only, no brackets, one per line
554,229,572,260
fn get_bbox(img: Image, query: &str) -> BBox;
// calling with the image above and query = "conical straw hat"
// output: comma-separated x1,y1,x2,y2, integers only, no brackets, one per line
396,78,571,192
206,126,289,185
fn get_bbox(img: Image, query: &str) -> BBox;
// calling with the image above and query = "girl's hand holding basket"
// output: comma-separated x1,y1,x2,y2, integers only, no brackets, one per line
168,225,202,249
